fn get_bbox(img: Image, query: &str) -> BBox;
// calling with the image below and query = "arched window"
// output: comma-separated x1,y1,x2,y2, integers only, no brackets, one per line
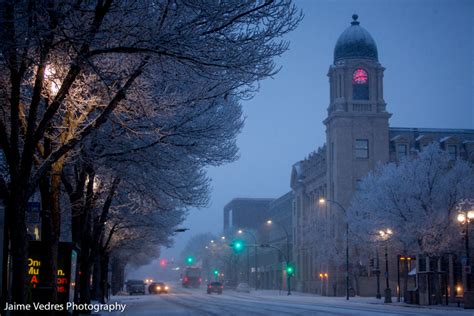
352,68,369,100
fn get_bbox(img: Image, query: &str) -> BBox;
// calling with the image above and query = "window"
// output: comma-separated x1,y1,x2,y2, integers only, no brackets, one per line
355,139,369,158
447,145,457,160
397,144,408,159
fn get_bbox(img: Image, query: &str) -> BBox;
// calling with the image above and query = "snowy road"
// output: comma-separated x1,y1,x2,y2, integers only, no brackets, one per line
104,284,474,316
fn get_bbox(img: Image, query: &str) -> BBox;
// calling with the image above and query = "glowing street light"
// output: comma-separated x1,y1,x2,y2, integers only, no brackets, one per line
456,200,474,291
44,65,61,95
378,228,394,303
236,228,259,290
266,219,292,295
318,197,350,301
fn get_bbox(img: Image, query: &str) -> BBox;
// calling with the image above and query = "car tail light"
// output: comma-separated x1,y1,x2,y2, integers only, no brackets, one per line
208,285,211,288
220,286,223,289
199,278,202,283
184,277,188,283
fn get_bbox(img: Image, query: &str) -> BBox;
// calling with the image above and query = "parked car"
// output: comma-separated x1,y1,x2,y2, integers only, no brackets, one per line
126,280,145,295
149,282,170,294
236,282,250,293
207,281,223,294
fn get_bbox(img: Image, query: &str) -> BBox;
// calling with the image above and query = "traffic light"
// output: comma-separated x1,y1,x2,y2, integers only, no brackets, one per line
185,256,194,265
160,259,167,267
213,269,219,276
286,264,295,276
231,239,245,253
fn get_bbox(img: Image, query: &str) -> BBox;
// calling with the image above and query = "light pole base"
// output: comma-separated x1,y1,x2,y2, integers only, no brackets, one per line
384,288,392,303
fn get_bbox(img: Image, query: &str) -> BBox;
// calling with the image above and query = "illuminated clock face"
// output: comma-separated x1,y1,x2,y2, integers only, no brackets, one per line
353,68,368,84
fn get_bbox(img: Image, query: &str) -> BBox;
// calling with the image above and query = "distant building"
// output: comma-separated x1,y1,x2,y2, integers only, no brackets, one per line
290,15,474,295
223,198,274,233
222,195,295,290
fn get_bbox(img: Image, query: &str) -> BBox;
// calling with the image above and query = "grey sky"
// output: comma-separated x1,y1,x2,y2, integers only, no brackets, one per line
158,0,473,264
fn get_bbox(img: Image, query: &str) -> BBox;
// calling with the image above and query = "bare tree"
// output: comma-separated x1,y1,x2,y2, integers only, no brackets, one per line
0,0,302,304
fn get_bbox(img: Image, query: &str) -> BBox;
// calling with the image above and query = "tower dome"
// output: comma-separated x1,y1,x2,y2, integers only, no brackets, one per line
334,14,378,63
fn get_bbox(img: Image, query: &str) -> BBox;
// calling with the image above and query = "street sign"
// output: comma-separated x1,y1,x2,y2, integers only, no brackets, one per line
27,241,77,303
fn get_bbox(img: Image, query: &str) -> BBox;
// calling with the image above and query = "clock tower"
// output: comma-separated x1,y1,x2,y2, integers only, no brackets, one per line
324,14,391,209
323,15,391,294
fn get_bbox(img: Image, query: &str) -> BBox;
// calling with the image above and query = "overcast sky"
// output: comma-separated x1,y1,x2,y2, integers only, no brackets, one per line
136,0,474,275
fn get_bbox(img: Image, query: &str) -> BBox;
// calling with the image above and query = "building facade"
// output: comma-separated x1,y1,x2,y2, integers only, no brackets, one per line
291,15,474,296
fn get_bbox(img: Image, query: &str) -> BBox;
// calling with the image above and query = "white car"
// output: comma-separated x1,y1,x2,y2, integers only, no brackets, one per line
235,283,250,293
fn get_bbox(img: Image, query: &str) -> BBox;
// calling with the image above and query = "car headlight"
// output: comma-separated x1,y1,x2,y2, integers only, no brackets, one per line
157,286,161,290
165,286,169,290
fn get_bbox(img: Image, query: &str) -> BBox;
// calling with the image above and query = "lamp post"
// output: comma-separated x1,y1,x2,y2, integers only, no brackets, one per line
379,228,393,303
319,198,349,300
457,209,474,291
237,229,257,290
266,219,292,295
375,245,381,299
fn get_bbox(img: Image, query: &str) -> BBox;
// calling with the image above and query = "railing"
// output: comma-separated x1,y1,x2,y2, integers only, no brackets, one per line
352,103,372,112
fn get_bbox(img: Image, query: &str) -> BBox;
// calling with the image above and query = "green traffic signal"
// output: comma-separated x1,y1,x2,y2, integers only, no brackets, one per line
231,239,244,253
186,256,194,265
213,269,219,275
286,265,294,275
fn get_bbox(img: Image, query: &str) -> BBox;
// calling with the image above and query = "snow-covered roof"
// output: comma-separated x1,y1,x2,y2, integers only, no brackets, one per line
334,14,378,63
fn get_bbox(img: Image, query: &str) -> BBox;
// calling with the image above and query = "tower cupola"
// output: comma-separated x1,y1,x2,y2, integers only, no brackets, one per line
334,14,378,64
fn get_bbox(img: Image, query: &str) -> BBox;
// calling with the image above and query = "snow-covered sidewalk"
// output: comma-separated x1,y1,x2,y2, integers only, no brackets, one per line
230,288,467,312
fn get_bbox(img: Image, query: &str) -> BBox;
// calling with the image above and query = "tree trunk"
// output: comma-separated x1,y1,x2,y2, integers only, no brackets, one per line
91,254,101,301
100,253,110,303
9,195,29,309
111,257,125,295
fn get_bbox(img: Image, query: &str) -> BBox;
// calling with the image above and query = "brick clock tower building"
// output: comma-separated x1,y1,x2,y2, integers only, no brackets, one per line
291,15,474,295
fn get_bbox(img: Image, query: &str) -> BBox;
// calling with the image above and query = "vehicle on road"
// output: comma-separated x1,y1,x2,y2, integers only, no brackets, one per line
182,267,202,288
149,282,170,294
126,280,146,295
235,282,250,293
207,281,223,294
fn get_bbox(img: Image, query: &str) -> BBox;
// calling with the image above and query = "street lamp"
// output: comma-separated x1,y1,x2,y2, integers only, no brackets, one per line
237,229,258,290
318,198,350,300
379,228,393,303
456,208,474,291
266,219,292,295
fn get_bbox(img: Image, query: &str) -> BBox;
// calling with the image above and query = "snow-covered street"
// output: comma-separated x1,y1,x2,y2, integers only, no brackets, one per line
103,283,474,316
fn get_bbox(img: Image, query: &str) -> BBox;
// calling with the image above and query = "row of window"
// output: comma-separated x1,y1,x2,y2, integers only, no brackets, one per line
355,140,458,160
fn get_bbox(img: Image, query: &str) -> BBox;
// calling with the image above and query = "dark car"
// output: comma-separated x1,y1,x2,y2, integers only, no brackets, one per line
207,282,223,294
149,282,169,294
126,280,145,295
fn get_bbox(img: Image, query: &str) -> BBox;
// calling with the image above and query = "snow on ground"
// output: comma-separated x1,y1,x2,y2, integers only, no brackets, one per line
101,283,474,315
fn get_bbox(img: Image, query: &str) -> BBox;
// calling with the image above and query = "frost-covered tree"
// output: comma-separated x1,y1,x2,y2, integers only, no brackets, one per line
349,143,474,256
0,0,302,303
